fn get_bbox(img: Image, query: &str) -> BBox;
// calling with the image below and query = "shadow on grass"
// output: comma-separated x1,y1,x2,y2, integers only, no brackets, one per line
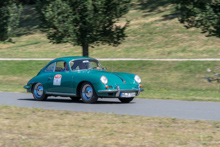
135,0,178,21
137,0,171,12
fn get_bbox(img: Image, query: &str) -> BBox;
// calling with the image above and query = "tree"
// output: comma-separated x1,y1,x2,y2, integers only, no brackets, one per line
17,0,36,4
172,0,220,37
0,0,22,42
36,0,131,57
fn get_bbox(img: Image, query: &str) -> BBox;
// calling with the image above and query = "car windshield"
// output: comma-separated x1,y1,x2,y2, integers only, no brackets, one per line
70,59,103,71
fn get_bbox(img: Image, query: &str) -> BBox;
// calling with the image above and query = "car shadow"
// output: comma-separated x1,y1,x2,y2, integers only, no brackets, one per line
18,98,135,104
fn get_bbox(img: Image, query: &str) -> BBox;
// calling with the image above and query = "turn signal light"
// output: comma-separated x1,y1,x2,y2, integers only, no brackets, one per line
105,85,109,89
139,85,142,88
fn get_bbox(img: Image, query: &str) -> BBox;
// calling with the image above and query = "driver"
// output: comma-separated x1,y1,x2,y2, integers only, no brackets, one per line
61,62,69,72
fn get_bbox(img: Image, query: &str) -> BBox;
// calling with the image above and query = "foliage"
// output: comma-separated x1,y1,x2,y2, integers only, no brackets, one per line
0,1,10,41
0,0,22,42
36,0,131,57
172,0,220,37
8,3,23,38
17,0,36,4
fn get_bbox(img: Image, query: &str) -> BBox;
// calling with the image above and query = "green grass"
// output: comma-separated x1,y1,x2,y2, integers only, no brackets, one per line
1,105,220,146
0,0,220,58
1,60,220,102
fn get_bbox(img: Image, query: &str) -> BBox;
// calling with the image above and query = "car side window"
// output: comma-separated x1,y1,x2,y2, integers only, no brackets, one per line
45,62,55,72
55,61,69,72
89,62,98,69
70,59,101,70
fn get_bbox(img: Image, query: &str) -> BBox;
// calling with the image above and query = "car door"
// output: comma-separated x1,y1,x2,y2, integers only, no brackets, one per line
47,61,73,94
44,61,56,92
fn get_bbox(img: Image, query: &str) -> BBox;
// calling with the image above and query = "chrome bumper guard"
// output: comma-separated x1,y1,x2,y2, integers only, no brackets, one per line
116,86,120,97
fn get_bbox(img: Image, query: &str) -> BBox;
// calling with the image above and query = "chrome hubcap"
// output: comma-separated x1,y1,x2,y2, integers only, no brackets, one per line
82,84,93,100
85,87,93,98
34,84,43,98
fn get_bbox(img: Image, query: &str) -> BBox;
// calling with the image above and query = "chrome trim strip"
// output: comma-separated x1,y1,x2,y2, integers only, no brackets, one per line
46,92,76,96
98,89,142,93
121,89,140,92
112,73,126,83
98,90,118,93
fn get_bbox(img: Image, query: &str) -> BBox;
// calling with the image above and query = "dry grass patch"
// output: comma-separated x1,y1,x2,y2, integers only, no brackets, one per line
0,105,220,146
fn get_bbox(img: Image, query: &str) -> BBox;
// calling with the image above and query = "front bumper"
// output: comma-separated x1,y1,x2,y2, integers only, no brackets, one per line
98,86,144,97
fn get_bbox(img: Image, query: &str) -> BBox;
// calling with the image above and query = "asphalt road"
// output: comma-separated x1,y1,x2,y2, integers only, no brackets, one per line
1,92,220,121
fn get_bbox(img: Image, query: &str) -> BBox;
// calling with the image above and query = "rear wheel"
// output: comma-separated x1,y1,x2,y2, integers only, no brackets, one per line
118,97,134,103
32,83,47,101
80,82,98,103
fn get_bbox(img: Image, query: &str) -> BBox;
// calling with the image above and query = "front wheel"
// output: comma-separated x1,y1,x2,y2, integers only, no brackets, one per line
32,83,47,101
118,97,134,103
80,82,98,103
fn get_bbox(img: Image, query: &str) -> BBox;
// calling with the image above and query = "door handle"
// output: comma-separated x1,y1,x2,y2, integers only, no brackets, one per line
48,77,53,80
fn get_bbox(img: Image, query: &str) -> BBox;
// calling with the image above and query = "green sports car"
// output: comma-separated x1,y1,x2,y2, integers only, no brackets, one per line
24,56,144,103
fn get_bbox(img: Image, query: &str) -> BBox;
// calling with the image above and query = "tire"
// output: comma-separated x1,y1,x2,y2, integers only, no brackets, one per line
80,82,98,103
70,96,81,101
32,83,48,101
118,97,134,103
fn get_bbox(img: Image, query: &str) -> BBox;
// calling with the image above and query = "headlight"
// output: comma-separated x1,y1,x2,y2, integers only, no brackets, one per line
100,76,108,84
134,75,141,83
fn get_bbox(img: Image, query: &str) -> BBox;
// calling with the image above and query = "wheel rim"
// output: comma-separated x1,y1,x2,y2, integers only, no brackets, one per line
34,84,43,98
82,84,93,100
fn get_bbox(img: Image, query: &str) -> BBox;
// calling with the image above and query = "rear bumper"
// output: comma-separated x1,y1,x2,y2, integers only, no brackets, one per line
23,85,30,89
23,85,31,92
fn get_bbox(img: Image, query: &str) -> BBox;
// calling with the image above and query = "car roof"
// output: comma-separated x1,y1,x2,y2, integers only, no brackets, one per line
52,56,95,62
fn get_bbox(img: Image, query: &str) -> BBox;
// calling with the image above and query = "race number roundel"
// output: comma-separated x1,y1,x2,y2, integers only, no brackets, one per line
55,74,62,79
53,74,62,85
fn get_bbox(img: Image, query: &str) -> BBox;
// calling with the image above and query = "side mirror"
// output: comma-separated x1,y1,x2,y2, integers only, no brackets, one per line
103,67,107,71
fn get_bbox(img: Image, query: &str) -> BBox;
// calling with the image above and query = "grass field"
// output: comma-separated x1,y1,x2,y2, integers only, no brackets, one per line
1,105,220,146
0,0,220,58
1,60,220,102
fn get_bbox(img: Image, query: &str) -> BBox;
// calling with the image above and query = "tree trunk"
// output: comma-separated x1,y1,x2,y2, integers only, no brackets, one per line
82,43,89,57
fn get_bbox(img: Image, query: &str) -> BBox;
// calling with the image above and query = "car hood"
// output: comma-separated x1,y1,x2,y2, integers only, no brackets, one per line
83,70,136,84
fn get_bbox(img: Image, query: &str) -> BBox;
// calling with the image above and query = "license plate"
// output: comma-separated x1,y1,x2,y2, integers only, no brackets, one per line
120,92,136,98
